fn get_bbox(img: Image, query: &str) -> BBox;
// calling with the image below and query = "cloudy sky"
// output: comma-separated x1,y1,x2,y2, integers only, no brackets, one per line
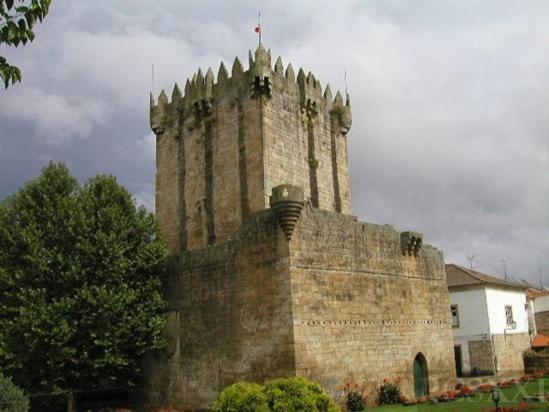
1,0,547,285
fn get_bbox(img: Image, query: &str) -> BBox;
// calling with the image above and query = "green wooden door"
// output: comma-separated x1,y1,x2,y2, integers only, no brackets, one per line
414,354,429,398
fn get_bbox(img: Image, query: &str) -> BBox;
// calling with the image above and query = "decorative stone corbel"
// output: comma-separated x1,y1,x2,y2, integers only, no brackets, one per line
401,231,423,257
270,184,305,241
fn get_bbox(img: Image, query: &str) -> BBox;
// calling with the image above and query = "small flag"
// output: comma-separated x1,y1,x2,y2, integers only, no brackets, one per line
255,25,261,34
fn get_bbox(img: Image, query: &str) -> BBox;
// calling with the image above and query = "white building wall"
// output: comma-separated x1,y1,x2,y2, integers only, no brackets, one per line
485,287,528,335
450,288,491,338
449,288,491,374
534,295,549,313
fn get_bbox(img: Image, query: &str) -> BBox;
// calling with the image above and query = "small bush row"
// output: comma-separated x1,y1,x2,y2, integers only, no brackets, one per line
213,377,340,412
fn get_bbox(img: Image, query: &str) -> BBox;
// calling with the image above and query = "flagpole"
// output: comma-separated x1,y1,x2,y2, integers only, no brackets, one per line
152,64,155,95
258,11,262,45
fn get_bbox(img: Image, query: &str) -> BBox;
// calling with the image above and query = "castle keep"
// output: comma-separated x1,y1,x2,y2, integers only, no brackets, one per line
142,44,456,410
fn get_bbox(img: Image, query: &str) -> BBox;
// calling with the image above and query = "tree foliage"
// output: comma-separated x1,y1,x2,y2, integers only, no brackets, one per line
0,0,52,88
0,373,29,412
0,162,167,396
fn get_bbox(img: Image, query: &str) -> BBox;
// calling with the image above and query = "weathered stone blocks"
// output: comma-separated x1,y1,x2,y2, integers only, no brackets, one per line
142,45,457,411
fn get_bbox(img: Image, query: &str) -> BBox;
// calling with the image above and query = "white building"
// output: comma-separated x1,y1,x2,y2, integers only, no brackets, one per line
446,264,530,377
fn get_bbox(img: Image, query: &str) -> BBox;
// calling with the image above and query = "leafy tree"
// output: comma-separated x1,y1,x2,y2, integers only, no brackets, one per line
0,373,29,412
0,163,167,409
1,0,52,88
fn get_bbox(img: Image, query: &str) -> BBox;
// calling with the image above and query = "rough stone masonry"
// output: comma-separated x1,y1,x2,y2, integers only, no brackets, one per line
139,44,456,411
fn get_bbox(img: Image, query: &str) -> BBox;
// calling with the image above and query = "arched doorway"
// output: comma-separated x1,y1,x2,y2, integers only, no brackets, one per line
413,353,429,398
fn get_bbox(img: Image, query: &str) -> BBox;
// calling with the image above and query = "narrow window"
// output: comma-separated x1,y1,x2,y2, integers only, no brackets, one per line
505,305,514,327
450,304,460,328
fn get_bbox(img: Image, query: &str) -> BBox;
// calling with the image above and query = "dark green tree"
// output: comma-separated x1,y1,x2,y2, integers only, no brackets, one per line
0,372,29,412
1,0,52,88
0,163,167,410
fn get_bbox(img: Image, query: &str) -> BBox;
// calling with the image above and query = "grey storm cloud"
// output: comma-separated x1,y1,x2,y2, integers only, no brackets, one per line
0,0,548,284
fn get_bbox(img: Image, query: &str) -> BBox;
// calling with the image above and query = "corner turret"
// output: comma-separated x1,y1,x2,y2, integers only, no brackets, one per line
250,44,272,98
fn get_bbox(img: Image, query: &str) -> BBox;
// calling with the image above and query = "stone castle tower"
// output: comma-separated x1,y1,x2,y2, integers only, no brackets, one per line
151,44,351,254
141,45,456,411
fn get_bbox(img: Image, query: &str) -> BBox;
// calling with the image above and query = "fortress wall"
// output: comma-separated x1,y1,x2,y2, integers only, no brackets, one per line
210,85,242,244
240,93,267,214
139,211,296,411
264,68,352,214
289,206,456,401
313,109,337,211
183,115,208,250
334,130,351,213
264,72,311,205
154,126,181,255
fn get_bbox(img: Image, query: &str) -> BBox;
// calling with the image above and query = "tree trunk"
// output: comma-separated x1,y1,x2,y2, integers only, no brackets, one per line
67,391,76,412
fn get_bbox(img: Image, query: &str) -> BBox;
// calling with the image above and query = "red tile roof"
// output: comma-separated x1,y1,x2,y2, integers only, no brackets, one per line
527,288,549,299
532,334,549,348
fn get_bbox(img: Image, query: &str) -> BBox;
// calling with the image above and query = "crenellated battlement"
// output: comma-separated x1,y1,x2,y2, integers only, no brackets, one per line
150,44,351,135
153,44,353,254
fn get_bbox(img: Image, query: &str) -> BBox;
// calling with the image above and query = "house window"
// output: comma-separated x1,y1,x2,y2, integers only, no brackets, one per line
505,305,514,327
450,304,460,328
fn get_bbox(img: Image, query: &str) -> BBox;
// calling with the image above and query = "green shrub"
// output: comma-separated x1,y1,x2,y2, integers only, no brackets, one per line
213,382,269,412
378,380,401,405
0,374,29,412
346,390,366,411
263,377,340,412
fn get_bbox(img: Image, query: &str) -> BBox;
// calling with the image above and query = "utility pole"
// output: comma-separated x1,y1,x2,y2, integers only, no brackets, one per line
501,258,507,281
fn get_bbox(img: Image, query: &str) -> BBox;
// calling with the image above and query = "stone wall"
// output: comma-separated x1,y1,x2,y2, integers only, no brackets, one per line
153,117,181,255
535,311,549,336
524,348,549,373
493,333,530,376
138,211,295,411
468,340,495,375
289,205,456,400
264,68,351,214
137,204,457,411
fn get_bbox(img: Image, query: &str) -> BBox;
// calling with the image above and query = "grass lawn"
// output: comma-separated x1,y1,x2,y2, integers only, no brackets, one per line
374,378,549,411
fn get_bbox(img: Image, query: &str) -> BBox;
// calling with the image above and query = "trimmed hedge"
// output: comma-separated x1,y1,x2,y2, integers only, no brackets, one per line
213,382,269,412
0,373,29,412
214,377,340,412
